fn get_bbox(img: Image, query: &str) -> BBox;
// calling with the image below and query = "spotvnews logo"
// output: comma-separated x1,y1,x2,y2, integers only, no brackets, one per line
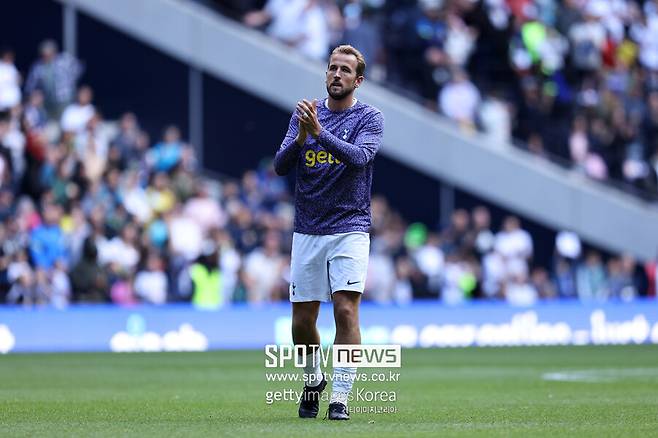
264,344,401,368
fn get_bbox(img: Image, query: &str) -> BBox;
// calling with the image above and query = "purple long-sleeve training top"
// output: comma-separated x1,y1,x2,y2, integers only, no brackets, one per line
274,98,384,235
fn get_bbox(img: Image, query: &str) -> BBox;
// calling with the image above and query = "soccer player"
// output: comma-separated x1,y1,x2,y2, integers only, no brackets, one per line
273,45,384,420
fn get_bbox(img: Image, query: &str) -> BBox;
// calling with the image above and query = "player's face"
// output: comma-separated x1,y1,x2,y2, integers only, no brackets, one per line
326,53,363,101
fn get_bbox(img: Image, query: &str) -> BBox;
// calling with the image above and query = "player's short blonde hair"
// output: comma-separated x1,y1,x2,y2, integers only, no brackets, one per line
330,45,366,77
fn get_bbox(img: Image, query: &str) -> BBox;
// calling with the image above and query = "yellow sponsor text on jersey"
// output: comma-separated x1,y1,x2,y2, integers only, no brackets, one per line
304,149,341,167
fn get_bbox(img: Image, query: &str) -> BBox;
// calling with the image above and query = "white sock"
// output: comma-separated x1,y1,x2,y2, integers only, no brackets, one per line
330,366,356,405
302,350,323,387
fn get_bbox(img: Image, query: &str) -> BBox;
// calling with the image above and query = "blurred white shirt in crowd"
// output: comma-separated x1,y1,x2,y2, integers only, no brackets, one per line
506,280,538,306
441,261,469,305
61,102,94,133
0,60,20,110
414,243,445,293
2,119,26,179
184,196,226,232
365,252,395,303
482,251,505,297
99,237,139,270
219,245,241,304
494,228,533,260
123,186,152,223
169,214,203,261
266,0,329,60
478,97,511,145
244,248,283,303
134,271,168,305
636,17,658,71
439,76,481,124
569,19,606,69
556,231,582,259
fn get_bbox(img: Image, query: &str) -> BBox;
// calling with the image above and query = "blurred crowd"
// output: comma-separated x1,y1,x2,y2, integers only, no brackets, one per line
0,38,655,308
366,200,656,305
209,0,658,199
0,40,296,308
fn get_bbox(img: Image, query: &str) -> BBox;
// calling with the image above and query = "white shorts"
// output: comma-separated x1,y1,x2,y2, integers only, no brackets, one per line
289,231,370,302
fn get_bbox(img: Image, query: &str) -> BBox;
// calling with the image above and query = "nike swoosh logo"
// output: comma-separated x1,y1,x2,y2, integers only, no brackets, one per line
347,280,360,285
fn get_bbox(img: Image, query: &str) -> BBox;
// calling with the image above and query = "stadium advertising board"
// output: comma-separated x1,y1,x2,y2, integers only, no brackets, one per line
0,301,657,353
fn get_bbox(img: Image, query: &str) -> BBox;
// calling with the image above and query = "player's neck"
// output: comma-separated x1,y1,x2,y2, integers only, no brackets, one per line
326,94,357,112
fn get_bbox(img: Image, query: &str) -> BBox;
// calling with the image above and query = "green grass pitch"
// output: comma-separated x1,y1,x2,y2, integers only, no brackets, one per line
1,345,657,437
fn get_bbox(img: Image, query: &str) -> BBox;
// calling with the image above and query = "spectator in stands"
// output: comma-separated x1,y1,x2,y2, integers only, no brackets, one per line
339,0,383,79
112,112,145,167
64,204,91,266
444,3,477,68
75,113,110,185
0,190,14,222
98,221,140,276
643,92,658,187
530,267,557,299
3,108,27,187
243,0,330,60
184,182,226,233
70,237,108,303
505,272,538,306
440,208,470,255
243,229,286,303
25,40,83,118
0,111,18,188
211,227,241,305
568,4,607,76
29,203,67,272
169,203,204,261
413,231,444,295
481,248,505,299
79,179,110,220
121,169,151,223
24,90,48,131
494,216,533,271
148,125,184,173
632,1,658,72
439,68,480,128
392,256,416,304
646,252,657,297
621,253,649,299
226,200,259,253
60,85,95,134
0,48,21,111
364,246,396,303
555,230,582,263
414,0,451,102
606,256,630,299
470,206,494,258
134,251,169,305
147,172,176,217
188,243,222,308
442,253,478,304
5,249,35,305
478,91,512,145
576,250,607,301
43,261,71,309
554,256,577,298
0,114,13,191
